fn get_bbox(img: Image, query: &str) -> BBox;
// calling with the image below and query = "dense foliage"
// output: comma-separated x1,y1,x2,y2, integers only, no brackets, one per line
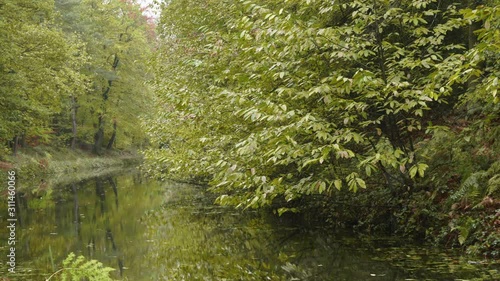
145,0,499,256
0,0,154,157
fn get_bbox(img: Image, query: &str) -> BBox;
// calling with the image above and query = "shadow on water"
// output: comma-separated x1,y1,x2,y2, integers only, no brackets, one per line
0,170,498,280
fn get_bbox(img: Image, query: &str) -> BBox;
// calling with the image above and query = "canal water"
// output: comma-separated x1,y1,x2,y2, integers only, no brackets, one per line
0,170,498,280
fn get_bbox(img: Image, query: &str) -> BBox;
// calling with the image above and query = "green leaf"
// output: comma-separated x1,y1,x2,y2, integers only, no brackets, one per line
417,163,428,177
409,166,418,179
356,178,367,189
334,179,342,190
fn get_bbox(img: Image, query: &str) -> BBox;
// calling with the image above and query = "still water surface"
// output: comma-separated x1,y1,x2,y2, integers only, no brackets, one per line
0,171,498,280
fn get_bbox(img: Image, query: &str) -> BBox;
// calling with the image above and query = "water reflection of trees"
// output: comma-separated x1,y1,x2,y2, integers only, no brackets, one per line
141,185,355,280
93,177,124,277
3,175,496,280
140,184,496,281
3,172,165,280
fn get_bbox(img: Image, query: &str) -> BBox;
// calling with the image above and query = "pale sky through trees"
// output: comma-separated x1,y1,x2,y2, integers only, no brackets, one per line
137,0,159,19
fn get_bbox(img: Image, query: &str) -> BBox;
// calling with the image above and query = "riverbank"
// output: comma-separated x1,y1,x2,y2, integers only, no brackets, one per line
0,146,141,192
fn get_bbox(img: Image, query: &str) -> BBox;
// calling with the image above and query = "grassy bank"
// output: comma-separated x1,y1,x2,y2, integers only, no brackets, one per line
0,146,141,192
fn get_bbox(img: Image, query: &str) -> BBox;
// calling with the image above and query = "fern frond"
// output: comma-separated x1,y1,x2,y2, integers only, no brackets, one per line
487,174,500,195
46,252,115,281
450,171,486,203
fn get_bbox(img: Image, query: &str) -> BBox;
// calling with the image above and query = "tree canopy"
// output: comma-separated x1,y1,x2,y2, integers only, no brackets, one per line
145,0,499,256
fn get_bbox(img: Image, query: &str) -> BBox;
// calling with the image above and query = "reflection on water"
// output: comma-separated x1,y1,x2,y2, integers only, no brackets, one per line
0,170,164,280
0,171,498,280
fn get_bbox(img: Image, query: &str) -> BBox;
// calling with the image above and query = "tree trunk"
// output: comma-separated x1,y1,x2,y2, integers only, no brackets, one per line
106,120,117,150
19,133,26,148
93,115,104,155
94,54,119,154
12,135,19,156
70,96,78,150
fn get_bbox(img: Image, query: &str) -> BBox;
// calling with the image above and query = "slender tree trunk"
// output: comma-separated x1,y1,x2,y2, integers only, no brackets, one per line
93,115,104,155
94,54,119,154
19,133,26,148
12,135,19,156
106,120,117,150
70,96,78,150
468,24,478,50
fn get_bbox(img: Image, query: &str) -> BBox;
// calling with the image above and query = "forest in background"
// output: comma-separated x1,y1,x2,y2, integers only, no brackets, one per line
144,0,499,257
0,0,155,158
